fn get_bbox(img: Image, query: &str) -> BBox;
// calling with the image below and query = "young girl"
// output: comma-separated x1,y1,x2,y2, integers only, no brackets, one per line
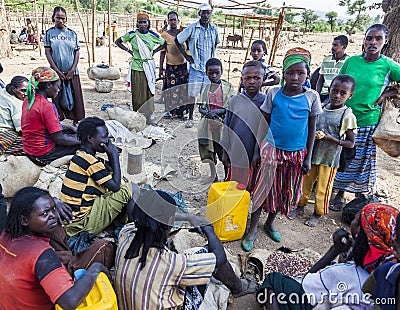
289,75,357,227
239,40,280,92
331,24,400,210
242,48,321,250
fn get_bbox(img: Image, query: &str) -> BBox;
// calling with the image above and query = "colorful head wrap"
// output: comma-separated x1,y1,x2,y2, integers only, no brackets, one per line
282,47,311,72
137,12,150,20
26,66,59,110
361,203,398,251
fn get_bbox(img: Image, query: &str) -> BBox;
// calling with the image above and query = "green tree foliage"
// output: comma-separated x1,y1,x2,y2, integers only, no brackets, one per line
325,11,338,32
253,3,273,15
301,9,318,32
338,0,369,35
284,9,300,24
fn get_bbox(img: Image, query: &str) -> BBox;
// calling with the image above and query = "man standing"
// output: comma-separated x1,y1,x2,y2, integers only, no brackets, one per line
175,3,220,128
316,35,350,102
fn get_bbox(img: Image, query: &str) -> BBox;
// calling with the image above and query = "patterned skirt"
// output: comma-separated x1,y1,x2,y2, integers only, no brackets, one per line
0,130,25,155
163,63,189,117
252,142,306,215
333,125,377,193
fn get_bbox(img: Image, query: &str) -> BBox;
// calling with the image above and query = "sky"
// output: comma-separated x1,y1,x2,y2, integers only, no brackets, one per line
265,0,382,18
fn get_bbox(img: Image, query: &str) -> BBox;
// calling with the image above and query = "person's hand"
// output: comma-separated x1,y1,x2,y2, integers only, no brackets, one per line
159,68,164,78
86,262,112,282
54,197,74,225
321,132,334,142
65,70,74,80
332,228,351,253
101,140,119,159
185,55,194,64
372,96,385,107
206,110,219,119
302,159,311,175
56,70,66,80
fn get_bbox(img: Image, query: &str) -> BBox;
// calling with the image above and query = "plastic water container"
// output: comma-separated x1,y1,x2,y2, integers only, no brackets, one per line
206,181,250,242
55,272,118,310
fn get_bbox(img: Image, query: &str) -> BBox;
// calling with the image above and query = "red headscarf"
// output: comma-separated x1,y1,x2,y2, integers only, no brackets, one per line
360,203,398,270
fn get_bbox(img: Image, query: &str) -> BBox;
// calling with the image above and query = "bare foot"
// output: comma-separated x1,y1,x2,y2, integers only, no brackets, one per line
304,213,321,227
287,206,304,220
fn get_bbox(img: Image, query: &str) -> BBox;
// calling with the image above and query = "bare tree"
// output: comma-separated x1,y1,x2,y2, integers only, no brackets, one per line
0,0,12,58
382,0,400,62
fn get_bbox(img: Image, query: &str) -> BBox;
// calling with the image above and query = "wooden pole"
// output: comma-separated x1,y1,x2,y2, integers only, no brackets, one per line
91,0,96,63
243,28,255,63
75,0,91,66
86,10,90,43
232,16,235,34
268,6,285,66
222,15,226,47
41,4,44,34
241,17,246,48
33,0,41,56
108,0,111,66
227,54,231,82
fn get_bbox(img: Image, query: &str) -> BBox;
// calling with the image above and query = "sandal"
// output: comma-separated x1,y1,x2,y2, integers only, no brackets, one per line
232,278,258,298
329,196,344,212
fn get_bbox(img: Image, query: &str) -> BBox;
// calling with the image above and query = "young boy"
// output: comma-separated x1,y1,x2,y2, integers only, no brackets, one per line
198,58,235,182
289,74,357,227
60,117,140,236
221,60,267,191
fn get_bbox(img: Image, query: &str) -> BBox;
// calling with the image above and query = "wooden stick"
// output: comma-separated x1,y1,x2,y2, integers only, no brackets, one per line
108,0,111,66
222,15,226,47
227,54,231,83
243,28,255,63
33,0,41,56
91,0,96,63
75,0,91,66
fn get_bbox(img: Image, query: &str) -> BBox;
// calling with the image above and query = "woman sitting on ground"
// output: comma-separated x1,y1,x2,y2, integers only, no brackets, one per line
0,186,111,309
0,76,28,155
258,203,398,309
21,66,80,166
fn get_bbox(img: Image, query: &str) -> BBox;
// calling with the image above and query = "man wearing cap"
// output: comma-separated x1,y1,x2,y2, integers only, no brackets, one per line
175,3,220,128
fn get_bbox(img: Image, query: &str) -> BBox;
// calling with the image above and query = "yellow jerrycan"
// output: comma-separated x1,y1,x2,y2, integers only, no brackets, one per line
55,272,118,310
206,181,250,242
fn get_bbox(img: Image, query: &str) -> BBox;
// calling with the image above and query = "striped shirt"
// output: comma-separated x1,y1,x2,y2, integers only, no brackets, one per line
60,149,112,217
320,54,349,95
115,224,216,309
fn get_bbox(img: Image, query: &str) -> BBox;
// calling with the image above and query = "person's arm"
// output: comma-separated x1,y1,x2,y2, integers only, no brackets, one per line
56,263,110,309
51,131,80,146
158,50,166,78
180,214,242,294
174,37,193,63
44,47,65,80
100,140,121,192
308,228,351,273
316,74,324,94
262,72,280,87
115,37,133,56
153,41,167,55
65,49,80,80
372,86,399,107
302,115,317,174
323,128,355,149
62,124,77,134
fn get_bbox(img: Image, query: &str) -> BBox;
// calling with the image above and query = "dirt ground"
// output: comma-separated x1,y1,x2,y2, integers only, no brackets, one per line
2,30,400,309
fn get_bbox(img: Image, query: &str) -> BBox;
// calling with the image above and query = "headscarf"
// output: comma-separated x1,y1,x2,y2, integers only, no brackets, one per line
360,203,398,270
282,47,311,72
26,66,59,110
137,12,150,20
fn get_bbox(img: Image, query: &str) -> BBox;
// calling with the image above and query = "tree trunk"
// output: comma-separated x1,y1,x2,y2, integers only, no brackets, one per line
0,0,12,58
382,0,400,62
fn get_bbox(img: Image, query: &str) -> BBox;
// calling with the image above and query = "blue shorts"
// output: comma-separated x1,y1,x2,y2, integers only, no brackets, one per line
188,67,210,98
